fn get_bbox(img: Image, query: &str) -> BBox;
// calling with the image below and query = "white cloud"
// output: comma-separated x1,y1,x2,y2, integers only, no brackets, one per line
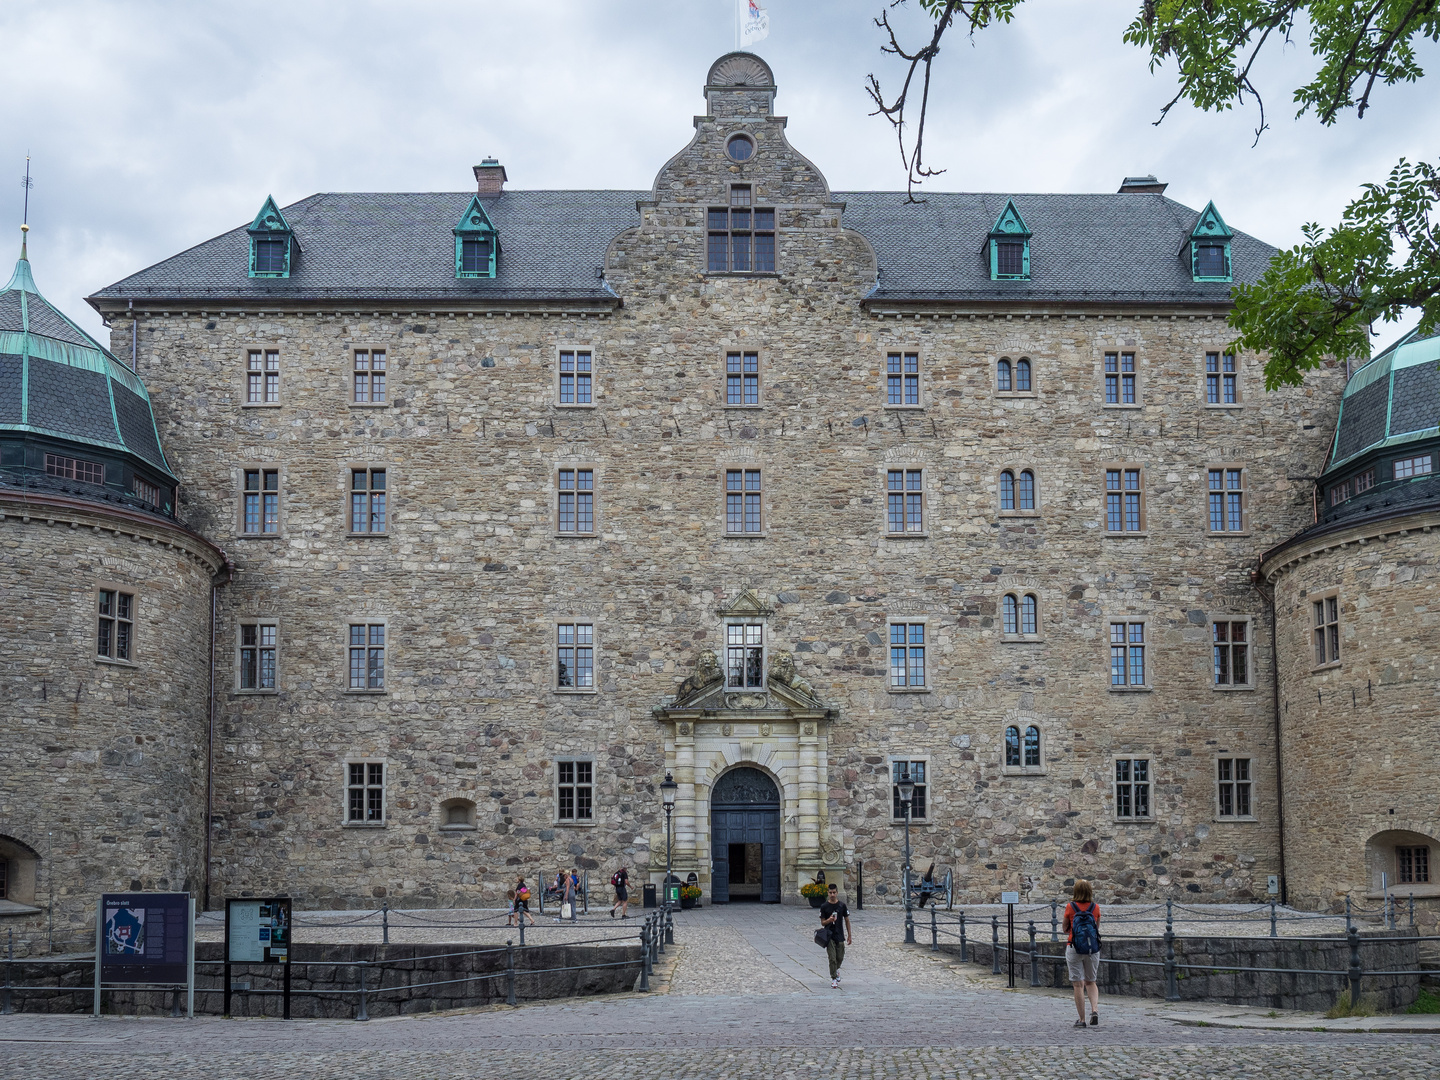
2,0,1436,347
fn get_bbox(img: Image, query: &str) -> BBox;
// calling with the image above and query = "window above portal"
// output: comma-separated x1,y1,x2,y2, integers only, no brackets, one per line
454,195,500,279
247,196,296,279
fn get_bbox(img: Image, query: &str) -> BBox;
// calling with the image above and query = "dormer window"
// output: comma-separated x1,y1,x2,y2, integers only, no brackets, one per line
985,200,1031,281
454,195,499,279
247,196,295,279
1186,200,1233,282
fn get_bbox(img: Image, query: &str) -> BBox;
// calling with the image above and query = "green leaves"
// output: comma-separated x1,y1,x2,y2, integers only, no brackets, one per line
1230,157,1440,388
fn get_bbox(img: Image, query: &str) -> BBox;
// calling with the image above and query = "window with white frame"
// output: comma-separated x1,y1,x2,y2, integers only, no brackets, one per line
725,469,763,533
353,349,387,403
1213,620,1250,687
350,468,387,534
1208,468,1245,532
559,350,593,405
1313,596,1340,667
240,621,277,690
556,759,594,822
891,759,928,820
246,349,280,404
1206,352,1237,404
726,623,765,688
1216,757,1253,818
889,623,926,688
348,623,385,690
557,469,595,534
1110,621,1146,686
1114,758,1151,818
887,351,920,405
347,762,385,823
886,469,924,533
96,588,136,662
557,623,594,690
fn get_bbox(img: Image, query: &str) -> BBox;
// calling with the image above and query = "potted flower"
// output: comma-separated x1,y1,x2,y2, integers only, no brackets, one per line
679,884,702,910
800,881,828,908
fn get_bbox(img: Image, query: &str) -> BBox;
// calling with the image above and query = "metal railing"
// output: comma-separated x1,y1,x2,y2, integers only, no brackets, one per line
0,907,672,1018
918,896,1440,1008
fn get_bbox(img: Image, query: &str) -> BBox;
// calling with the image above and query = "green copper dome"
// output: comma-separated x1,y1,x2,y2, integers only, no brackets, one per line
1328,328,1440,471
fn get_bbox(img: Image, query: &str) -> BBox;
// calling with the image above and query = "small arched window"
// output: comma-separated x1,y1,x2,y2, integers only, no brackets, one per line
1002,594,1019,635
1018,469,1035,510
997,358,1012,392
1015,358,1032,392
1021,594,1037,635
1024,725,1041,767
1000,470,1016,510
1004,725,1021,767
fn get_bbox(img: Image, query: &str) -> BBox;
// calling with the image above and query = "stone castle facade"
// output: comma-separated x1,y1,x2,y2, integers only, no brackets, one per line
3,53,1436,933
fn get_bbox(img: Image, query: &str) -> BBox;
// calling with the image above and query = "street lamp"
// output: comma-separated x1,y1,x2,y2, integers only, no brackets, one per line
660,772,678,943
897,768,915,945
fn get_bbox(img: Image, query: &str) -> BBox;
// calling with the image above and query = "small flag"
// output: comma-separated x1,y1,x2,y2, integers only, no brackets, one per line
740,0,769,48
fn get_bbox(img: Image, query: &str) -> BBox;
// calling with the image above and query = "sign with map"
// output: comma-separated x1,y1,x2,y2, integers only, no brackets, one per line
99,892,191,985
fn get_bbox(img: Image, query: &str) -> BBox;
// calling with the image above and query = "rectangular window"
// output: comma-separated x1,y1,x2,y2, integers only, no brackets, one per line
891,760,928,820
246,350,279,404
1195,244,1227,278
725,469,763,533
240,622,278,690
557,759,594,822
1353,469,1375,494
97,589,135,661
347,762,384,823
1206,352,1238,404
46,453,105,485
1312,596,1340,666
1114,758,1151,819
1104,351,1136,404
886,352,920,406
1398,846,1431,885
557,623,594,690
133,477,161,506
1394,455,1434,480
1217,757,1253,818
353,350,387,404
707,188,775,272
886,469,924,533
254,239,286,276
242,469,280,534
349,468,387,534
726,623,764,688
996,241,1025,277
1105,468,1144,532
889,623,926,687
1110,622,1146,686
725,352,760,406
1212,620,1250,686
1330,480,1350,506
348,623,385,690
557,469,595,534
1208,468,1245,532
460,236,491,274
558,350,593,405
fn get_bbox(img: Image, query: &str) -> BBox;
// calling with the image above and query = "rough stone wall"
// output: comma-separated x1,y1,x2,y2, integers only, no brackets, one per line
99,83,1345,913
0,503,219,934
1266,510,1440,922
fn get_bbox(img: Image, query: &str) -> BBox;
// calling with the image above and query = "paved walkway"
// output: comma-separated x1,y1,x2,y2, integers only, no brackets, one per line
3,902,1436,1079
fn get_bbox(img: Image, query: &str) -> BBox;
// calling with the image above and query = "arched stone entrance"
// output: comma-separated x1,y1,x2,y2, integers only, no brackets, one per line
710,767,781,903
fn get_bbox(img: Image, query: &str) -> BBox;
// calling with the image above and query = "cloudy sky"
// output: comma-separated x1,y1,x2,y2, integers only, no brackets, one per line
2,0,1436,348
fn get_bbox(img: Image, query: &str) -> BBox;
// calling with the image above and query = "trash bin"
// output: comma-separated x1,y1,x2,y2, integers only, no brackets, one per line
642,883,657,909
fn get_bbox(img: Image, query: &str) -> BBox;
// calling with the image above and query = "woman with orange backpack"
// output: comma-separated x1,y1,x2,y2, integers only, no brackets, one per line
1062,879,1102,1028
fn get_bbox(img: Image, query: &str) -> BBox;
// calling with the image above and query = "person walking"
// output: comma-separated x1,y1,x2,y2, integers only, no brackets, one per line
609,865,630,919
563,867,579,922
512,877,535,927
1063,879,1102,1028
818,882,852,989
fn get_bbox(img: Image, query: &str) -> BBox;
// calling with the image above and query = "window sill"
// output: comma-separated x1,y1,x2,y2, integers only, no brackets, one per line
1205,403,1243,410
890,818,930,826
347,532,391,539
1108,686,1152,693
1206,531,1252,538
1103,403,1143,410
553,820,599,828
1113,817,1156,824
344,688,388,695
887,686,930,694
555,532,599,539
884,532,929,540
1002,767,1048,777
555,688,598,696
241,402,283,409
998,511,1040,519
1001,635,1044,644
234,688,279,696
995,392,1037,400
705,272,781,279
438,824,477,832
95,656,138,668
1310,662,1343,675
236,533,285,540
884,404,925,411
723,404,764,410
349,402,390,409
1213,816,1259,824
1366,884,1440,900
1212,684,1255,692
555,403,597,410
1104,531,1149,539
724,532,767,539
342,821,386,829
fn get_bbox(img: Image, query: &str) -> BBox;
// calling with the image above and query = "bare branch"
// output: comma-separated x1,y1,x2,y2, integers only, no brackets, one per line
866,0,961,201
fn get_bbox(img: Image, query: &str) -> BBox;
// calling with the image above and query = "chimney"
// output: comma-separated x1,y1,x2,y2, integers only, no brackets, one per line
474,158,508,196
1118,175,1167,195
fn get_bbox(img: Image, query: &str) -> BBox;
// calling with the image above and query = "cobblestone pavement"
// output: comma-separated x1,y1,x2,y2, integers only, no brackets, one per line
3,903,1434,1079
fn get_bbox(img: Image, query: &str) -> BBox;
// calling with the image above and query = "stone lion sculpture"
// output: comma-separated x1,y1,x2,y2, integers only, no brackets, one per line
767,649,816,699
674,649,721,701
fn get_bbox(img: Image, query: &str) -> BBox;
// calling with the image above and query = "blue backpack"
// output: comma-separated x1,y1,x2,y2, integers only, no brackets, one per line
1071,902,1100,955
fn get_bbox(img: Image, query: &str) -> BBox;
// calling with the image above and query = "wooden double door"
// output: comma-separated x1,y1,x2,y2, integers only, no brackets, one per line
710,806,781,903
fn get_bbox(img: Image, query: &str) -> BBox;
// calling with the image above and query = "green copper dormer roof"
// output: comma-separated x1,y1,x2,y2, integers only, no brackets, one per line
0,242,175,480
248,195,295,237
1326,327,1440,472
1185,200,1233,245
454,195,498,236
986,199,1032,241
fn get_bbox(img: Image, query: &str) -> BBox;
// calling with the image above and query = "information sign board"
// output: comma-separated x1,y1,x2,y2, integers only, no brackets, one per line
226,897,293,963
99,892,192,985
1000,891,1020,905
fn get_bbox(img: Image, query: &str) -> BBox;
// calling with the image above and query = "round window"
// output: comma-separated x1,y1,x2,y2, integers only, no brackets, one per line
726,134,755,162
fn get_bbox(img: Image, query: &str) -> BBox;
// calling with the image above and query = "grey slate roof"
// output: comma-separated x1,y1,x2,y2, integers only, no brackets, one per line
90,189,1273,307
90,191,642,304
839,191,1274,304
0,254,174,477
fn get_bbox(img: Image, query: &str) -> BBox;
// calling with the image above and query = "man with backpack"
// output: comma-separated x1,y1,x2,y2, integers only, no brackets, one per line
609,865,630,919
1063,879,1102,1027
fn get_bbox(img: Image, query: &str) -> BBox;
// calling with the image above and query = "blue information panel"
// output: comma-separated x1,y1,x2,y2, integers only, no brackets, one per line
100,892,191,985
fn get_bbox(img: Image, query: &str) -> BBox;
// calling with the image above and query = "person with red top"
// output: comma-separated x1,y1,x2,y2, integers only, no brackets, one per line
1063,879,1102,1027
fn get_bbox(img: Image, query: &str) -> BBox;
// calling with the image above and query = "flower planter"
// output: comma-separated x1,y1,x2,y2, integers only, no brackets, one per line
807,895,825,908
680,896,696,910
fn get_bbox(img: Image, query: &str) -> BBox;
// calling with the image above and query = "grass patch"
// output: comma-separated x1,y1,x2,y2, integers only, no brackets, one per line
1325,992,1381,1019
1406,988,1440,1015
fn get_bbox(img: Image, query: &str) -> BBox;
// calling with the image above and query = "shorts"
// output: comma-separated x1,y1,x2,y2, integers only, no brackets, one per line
1065,945,1100,982
614,885,628,901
